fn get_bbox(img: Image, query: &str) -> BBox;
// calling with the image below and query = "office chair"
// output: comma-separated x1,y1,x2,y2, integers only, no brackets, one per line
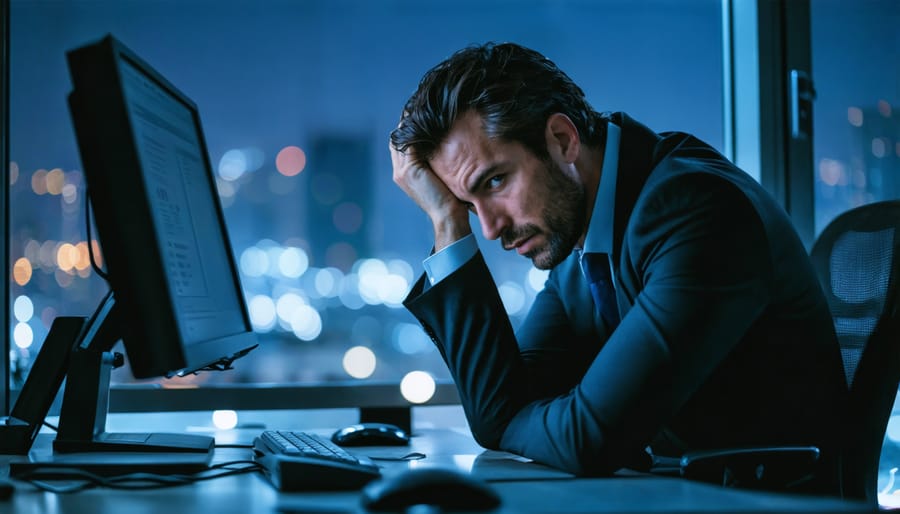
810,200,900,504
679,200,900,505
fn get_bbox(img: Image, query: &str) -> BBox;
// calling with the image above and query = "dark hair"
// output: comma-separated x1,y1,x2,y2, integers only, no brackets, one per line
390,42,608,164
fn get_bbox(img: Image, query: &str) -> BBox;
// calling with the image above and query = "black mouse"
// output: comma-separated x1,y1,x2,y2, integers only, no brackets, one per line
361,467,501,512
331,422,410,447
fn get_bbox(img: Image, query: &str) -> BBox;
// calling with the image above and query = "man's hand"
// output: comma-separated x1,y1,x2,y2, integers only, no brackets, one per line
390,140,472,251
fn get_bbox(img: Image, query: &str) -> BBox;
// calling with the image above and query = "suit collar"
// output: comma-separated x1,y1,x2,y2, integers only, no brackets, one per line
591,112,663,265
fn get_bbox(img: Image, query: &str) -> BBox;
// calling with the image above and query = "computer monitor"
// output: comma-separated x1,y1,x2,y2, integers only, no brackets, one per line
30,34,258,455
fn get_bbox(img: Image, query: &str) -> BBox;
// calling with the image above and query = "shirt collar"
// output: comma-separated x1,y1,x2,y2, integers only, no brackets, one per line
582,122,620,255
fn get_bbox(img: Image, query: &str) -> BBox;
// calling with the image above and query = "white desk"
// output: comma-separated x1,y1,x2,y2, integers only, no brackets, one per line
1,426,874,514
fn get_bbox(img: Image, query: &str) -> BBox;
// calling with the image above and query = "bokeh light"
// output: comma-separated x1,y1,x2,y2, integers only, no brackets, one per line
392,322,431,355
527,267,550,292
248,294,277,331
275,292,306,329
315,267,342,297
13,257,33,286
400,371,436,404
290,304,322,341
14,322,34,349
31,169,48,195
212,410,239,430
218,149,249,181
498,281,526,315
278,247,309,279
847,106,863,127
275,146,306,177
46,168,65,195
240,246,269,278
56,243,80,272
13,295,34,322
818,158,845,187
872,138,887,158
342,346,377,379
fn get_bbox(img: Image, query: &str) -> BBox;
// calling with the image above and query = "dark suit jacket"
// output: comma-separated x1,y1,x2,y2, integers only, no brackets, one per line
404,113,848,486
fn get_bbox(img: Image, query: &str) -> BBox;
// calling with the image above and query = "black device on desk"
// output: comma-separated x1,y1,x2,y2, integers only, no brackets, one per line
332,422,410,447
253,430,381,491
3,34,257,472
6,34,398,493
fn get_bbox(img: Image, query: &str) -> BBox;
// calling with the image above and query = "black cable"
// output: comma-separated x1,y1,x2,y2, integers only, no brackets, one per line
41,421,58,432
84,189,108,281
12,459,263,494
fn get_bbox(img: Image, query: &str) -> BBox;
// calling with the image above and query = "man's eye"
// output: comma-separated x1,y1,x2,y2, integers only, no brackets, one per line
487,175,505,189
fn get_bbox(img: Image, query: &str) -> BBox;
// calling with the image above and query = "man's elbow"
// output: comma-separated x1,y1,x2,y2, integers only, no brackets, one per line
466,419,507,450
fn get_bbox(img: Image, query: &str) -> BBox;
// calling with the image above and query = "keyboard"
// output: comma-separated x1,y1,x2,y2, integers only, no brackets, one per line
252,430,381,491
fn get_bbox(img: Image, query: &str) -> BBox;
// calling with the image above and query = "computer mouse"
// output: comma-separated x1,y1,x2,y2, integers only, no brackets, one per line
361,467,501,512
331,422,410,447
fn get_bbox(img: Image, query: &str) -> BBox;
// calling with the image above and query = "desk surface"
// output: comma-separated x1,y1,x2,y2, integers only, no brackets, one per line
1,427,873,514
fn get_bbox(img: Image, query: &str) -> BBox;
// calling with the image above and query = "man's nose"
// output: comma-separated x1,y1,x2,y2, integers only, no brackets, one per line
478,208,507,241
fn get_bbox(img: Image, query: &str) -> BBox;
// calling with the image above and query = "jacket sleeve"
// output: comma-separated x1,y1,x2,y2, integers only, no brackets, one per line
405,172,772,474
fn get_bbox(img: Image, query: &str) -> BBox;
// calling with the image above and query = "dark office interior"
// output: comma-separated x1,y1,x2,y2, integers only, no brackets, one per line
2,0,898,512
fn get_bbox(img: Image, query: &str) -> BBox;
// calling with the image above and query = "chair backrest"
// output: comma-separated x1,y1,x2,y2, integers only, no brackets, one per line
809,200,900,505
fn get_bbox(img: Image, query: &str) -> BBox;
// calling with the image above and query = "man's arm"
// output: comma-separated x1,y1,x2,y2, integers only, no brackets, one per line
406,173,774,474
390,138,471,252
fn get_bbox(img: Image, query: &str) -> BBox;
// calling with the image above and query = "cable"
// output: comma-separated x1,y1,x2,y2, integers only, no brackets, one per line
12,459,263,494
42,421,58,432
84,189,109,282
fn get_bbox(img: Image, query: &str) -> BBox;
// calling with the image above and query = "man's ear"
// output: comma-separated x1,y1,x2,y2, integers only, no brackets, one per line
545,113,580,163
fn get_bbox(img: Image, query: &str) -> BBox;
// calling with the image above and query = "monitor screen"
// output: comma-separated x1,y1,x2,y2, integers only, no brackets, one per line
67,35,257,379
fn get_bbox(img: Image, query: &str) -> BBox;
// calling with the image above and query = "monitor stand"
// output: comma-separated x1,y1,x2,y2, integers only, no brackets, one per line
51,292,214,456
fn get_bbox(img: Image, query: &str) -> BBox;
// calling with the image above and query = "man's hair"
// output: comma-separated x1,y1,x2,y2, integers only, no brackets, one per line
390,42,608,164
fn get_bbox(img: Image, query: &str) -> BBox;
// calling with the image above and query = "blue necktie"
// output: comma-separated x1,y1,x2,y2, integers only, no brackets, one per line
580,251,620,331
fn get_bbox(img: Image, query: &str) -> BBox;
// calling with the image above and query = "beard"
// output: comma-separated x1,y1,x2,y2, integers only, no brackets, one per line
501,158,586,270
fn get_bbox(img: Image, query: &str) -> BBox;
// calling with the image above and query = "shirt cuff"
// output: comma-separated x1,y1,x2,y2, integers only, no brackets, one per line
423,234,478,285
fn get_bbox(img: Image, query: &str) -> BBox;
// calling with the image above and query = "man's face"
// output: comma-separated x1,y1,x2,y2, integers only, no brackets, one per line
429,112,586,269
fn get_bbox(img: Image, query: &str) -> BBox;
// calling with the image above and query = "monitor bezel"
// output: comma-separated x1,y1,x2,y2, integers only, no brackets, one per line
66,34,257,379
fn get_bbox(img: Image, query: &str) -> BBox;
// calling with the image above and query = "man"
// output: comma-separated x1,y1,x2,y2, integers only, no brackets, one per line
390,42,847,492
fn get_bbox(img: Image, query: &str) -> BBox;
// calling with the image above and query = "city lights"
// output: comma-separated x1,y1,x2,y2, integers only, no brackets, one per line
248,294,277,331
31,169,48,195
275,145,306,177
275,292,306,329
212,410,239,430
400,371,435,404
13,322,34,349
13,295,34,323
498,281,526,315
13,257,33,286
527,267,550,292
240,246,269,277
45,168,65,195
848,106,864,127
278,247,309,279
290,304,322,341
342,346,377,379
392,322,431,355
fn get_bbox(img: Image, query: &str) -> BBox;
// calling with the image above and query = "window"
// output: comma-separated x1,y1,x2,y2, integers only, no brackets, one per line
9,0,722,397
810,0,900,504
812,0,899,233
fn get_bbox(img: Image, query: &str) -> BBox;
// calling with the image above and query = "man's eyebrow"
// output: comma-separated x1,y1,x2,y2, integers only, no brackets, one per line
465,164,501,195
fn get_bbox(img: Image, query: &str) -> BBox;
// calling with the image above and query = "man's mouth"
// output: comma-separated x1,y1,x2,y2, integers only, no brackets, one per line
506,235,535,255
